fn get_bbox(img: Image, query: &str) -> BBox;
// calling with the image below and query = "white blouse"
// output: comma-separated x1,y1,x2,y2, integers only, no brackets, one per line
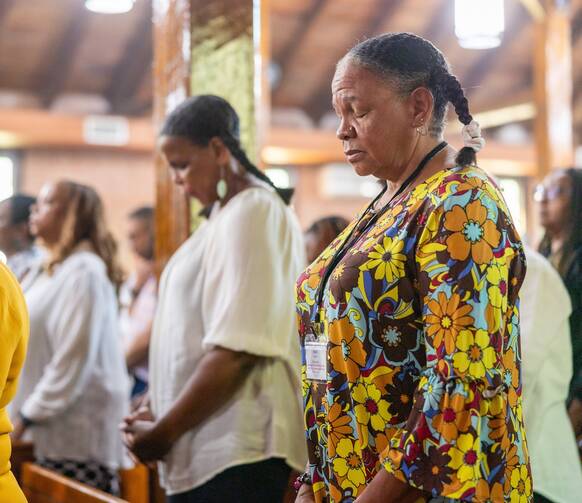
520,247,582,503
12,250,130,469
149,187,307,495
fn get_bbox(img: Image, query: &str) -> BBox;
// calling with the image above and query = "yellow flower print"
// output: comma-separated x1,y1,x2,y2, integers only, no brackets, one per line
453,329,496,379
332,438,366,488
362,236,406,283
353,380,392,432
426,292,474,354
510,465,532,503
449,433,483,482
444,199,501,264
486,261,509,313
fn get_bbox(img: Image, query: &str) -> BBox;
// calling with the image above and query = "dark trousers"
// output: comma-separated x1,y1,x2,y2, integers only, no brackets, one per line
167,458,291,503
534,493,555,503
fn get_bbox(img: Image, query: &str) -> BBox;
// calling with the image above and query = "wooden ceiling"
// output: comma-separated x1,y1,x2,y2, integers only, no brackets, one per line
0,0,580,143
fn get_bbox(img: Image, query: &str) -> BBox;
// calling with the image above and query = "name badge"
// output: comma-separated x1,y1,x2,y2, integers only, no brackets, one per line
305,341,327,381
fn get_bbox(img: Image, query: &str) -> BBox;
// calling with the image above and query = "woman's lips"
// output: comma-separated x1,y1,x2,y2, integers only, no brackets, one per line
345,149,365,162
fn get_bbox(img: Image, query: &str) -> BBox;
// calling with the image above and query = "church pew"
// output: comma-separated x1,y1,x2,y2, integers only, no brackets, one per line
119,464,149,503
10,440,35,482
21,462,128,503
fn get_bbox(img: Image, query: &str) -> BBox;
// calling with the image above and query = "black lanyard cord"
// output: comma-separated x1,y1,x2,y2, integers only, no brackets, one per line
312,140,448,317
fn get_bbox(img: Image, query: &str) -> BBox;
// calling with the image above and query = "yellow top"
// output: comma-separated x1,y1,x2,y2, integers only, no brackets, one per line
0,263,29,502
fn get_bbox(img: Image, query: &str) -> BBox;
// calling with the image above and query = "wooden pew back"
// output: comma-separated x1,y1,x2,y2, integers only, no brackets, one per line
21,462,129,503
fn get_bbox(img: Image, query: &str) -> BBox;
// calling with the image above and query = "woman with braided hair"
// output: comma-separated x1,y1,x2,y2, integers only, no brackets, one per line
295,33,529,502
122,95,306,502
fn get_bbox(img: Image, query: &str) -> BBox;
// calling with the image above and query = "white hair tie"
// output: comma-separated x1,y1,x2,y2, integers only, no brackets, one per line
462,120,485,153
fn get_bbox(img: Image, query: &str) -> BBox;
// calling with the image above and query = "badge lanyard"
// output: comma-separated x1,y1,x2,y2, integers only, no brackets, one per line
310,140,448,329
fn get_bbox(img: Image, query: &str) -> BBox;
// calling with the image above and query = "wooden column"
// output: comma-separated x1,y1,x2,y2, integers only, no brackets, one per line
533,0,574,177
152,0,192,274
152,0,270,273
189,0,270,163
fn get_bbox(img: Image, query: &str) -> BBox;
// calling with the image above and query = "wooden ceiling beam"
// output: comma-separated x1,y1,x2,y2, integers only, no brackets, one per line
304,0,408,121
463,4,529,92
274,0,326,70
38,3,89,108
106,1,153,115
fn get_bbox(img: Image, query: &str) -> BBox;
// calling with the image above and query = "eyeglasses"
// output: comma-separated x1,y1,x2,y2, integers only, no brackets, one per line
533,184,569,202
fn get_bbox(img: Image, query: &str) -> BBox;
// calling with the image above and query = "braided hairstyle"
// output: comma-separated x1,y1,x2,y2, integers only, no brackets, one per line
344,32,477,167
160,95,293,205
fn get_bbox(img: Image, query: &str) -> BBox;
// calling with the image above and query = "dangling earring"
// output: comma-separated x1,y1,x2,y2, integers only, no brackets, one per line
416,120,427,136
216,165,228,200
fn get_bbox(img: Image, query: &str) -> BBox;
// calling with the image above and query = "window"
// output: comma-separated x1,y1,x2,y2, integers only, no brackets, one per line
0,155,15,201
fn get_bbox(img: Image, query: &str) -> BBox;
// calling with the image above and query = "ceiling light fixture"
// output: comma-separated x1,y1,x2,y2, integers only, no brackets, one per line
454,0,505,50
85,0,136,14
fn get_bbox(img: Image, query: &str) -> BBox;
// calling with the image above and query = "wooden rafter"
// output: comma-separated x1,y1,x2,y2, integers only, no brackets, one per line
304,0,407,120
106,1,153,115
274,0,326,71
462,3,529,92
38,3,89,108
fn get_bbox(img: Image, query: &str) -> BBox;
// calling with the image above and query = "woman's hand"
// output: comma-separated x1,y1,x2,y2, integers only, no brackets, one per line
120,406,173,463
10,418,26,442
294,484,316,502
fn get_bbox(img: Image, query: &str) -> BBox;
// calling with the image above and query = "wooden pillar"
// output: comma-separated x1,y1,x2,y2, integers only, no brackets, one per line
152,0,192,274
152,0,270,274
189,0,270,163
533,0,574,177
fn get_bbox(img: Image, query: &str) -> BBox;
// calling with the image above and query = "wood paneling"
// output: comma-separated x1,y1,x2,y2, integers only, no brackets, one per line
152,0,192,274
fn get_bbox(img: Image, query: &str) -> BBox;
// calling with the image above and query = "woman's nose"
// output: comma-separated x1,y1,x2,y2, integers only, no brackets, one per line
336,119,354,141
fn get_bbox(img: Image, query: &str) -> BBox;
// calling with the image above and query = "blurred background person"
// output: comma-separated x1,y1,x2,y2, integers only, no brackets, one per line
304,215,349,264
120,206,156,399
520,246,582,503
536,168,582,436
122,95,306,503
0,263,29,503
0,194,41,282
11,181,130,495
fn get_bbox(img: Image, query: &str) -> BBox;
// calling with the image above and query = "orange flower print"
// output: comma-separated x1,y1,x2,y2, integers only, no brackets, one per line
444,199,501,264
426,292,474,354
327,401,353,457
475,479,504,502
432,393,471,442
329,317,367,382
502,348,520,408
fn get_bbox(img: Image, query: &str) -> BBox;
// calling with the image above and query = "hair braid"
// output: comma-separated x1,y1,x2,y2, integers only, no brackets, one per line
442,74,476,167
345,33,481,167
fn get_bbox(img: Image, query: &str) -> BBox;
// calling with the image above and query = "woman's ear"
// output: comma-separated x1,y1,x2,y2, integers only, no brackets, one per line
209,137,231,165
409,87,434,129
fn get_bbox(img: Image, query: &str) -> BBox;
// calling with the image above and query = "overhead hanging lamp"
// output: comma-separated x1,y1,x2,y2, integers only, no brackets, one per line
85,0,136,14
454,0,505,50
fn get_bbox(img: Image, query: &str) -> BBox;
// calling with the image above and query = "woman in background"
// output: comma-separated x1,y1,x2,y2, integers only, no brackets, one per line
537,168,582,436
0,264,28,502
304,216,349,264
11,181,129,495
122,95,306,503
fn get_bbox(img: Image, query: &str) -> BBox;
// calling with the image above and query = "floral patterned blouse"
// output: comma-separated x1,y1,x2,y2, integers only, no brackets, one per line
296,165,531,503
